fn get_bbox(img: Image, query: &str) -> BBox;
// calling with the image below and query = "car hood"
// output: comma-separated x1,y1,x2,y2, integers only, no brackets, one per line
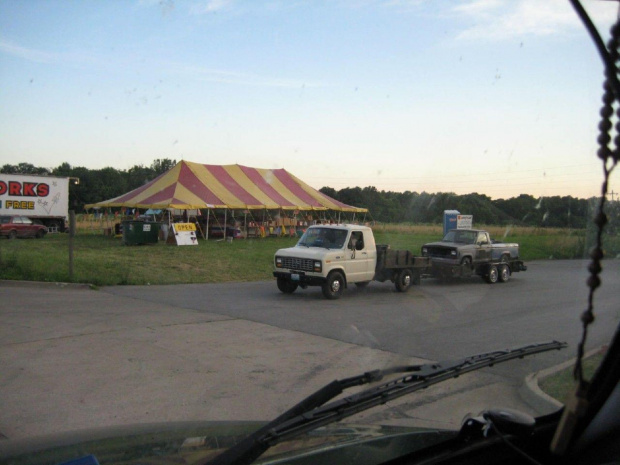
276,246,345,259
423,241,460,248
0,421,455,465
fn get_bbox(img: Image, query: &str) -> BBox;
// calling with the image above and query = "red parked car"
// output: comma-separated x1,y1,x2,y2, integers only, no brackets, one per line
0,215,47,239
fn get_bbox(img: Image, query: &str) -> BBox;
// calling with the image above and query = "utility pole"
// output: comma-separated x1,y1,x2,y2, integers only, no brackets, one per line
69,210,75,281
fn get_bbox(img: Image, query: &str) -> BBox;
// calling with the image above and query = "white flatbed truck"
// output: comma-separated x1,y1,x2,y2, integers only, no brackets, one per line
273,224,429,299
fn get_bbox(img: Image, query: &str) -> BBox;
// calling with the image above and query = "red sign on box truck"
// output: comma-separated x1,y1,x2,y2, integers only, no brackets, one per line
0,174,70,232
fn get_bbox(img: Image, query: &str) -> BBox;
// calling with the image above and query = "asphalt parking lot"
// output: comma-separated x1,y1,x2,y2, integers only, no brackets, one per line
2,261,617,441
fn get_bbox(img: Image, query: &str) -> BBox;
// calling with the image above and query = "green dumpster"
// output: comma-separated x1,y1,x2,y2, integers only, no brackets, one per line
122,221,160,245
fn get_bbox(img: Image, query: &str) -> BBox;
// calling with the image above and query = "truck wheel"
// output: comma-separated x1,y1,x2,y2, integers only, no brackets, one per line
35,230,46,239
460,257,473,278
395,268,413,292
498,264,511,283
277,278,298,294
8,230,17,240
322,271,345,299
486,265,499,284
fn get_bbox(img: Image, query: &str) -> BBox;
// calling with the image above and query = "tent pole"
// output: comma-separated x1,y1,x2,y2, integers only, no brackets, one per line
224,208,228,240
206,209,210,240
199,210,206,239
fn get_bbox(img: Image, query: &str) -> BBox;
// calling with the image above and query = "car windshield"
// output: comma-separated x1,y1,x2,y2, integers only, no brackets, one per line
442,230,477,244
298,227,348,249
1,1,620,465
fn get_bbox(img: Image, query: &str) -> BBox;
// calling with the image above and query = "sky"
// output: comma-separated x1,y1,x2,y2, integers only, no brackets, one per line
1,0,619,200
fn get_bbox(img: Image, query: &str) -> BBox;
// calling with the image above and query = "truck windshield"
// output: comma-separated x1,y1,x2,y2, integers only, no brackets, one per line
298,227,348,249
442,230,477,244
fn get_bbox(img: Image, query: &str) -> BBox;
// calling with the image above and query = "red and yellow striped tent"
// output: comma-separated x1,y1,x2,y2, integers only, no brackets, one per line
86,160,367,213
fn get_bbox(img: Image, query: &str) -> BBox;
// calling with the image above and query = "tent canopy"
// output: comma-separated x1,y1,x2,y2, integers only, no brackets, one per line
86,161,367,213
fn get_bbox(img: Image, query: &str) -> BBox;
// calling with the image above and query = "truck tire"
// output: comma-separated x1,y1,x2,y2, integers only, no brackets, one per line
322,271,345,299
498,264,510,283
8,230,17,240
486,265,499,284
395,268,413,292
35,229,46,239
461,256,474,277
277,277,298,294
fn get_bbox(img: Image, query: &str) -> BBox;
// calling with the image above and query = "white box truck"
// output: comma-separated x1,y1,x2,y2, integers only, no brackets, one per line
0,174,70,232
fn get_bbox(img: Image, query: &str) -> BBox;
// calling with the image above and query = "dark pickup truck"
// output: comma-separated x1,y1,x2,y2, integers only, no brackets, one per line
421,229,526,283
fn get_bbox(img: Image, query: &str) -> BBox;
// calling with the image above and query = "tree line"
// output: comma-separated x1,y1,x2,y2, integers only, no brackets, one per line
1,160,617,231
1,159,176,211
321,186,618,231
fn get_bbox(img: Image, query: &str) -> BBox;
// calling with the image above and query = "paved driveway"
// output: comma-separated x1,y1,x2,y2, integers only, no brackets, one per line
1,260,617,441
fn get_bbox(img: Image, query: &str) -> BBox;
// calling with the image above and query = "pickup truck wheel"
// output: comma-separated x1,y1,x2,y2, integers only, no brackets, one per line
35,230,46,239
8,230,17,240
277,278,298,294
498,264,511,283
460,257,473,277
395,268,413,292
486,265,499,284
322,271,344,299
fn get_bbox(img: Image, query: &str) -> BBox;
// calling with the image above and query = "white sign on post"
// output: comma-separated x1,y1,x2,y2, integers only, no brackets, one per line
168,223,199,246
457,215,473,229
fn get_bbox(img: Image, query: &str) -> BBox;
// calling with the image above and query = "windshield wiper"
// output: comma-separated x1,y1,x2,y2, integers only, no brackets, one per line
204,341,566,465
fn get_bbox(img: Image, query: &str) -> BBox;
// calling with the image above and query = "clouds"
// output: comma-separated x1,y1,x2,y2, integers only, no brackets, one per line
190,0,235,15
453,0,617,41
0,39,57,64
0,36,319,89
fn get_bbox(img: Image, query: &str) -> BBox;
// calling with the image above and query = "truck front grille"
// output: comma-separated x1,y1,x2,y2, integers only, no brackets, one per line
427,247,455,258
281,257,314,272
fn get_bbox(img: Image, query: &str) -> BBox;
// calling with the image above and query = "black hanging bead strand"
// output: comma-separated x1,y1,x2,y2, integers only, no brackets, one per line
574,17,620,384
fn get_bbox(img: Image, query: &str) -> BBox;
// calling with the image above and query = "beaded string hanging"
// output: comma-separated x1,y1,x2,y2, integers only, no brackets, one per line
573,13,620,387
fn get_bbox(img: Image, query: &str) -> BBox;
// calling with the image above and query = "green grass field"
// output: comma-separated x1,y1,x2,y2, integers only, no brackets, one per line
0,223,617,286
539,352,605,403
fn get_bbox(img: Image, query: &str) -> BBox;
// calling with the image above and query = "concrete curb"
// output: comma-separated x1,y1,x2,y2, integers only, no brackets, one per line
519,347,605,414
0,280,94,290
